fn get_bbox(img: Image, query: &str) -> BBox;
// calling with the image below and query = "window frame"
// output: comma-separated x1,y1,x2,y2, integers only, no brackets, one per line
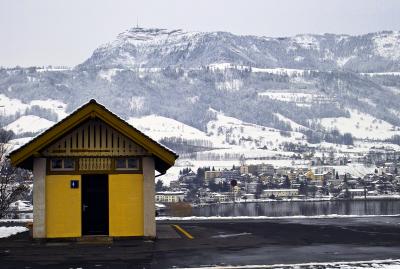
114,157,140,171
49,158,76,171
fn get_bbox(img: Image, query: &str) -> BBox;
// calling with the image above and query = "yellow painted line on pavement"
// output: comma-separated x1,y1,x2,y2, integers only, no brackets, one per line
172,224,194,239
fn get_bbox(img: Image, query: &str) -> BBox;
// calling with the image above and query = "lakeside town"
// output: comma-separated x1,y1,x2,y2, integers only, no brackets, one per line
155,150,400,207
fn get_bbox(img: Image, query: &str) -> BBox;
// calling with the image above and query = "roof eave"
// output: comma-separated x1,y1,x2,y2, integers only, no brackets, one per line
9,100,178,173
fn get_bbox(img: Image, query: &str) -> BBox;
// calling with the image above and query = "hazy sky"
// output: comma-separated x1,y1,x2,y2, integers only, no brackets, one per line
1,0,400,67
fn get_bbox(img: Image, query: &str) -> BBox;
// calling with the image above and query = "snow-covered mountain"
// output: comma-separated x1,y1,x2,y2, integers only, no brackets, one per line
79,28,400,72
2,27,400,158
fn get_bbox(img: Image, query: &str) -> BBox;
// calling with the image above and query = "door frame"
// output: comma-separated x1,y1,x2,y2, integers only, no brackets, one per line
81,174,109,236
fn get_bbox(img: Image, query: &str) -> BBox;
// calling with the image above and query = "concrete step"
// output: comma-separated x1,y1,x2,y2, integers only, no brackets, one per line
77,236,113,244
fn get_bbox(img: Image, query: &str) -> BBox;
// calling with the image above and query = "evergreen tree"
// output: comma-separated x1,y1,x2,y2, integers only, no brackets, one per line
155,179,164,192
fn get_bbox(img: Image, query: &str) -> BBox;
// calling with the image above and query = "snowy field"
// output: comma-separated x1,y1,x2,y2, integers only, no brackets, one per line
0,94,67,119
5,115,55,135
319,109,400,140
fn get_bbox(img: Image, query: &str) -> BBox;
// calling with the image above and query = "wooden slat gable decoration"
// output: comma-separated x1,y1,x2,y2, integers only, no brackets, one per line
42,119,147,157
8,99,178,174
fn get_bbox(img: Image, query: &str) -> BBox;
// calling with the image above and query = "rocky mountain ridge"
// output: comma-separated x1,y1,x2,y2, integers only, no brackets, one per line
79,28,400,72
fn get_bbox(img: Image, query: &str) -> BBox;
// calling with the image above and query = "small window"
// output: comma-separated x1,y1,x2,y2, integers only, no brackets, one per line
127,158,139,169
64,159,75,169
51,159,63,169
115,158,140,170
50,158,75,171
115,158,126,169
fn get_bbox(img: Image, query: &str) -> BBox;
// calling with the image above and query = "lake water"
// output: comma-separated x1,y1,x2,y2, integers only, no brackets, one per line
191,200,400,217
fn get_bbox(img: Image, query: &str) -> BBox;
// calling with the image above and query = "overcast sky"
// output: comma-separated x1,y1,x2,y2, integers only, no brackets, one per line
1,0,400,67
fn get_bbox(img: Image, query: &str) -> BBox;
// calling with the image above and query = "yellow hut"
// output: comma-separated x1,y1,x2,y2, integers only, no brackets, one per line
9,99,178,239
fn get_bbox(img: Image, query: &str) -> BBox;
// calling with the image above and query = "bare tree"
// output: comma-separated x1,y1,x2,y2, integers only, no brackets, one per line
0,128,30,219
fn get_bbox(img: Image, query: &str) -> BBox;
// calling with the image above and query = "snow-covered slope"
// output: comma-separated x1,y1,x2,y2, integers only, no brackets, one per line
127,115,216,144
274,113,308,131
206,109,306,149
0,94,28,116
0,94,68,120
128,111,308,152
4,115,55,135
29,99,68,120
319,110,400,140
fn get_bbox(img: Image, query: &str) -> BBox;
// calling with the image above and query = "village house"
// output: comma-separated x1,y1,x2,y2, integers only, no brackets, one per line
245,181,262,194
261,189,299,198
257,164,275,176
204,170,222,181
9,100,178,239
155,191,185,203
240,164,249,174
201,192,231,203
221,169,241,180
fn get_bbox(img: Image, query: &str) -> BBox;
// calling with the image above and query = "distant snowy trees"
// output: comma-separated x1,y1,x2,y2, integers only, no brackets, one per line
24,105,58,122
303,129,353,145
159,137,214,154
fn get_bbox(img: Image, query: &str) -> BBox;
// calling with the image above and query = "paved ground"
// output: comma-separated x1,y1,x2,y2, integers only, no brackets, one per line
1,216,400,268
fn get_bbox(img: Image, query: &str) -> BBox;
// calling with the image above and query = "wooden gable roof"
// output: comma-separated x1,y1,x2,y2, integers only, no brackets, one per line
9,99,178,174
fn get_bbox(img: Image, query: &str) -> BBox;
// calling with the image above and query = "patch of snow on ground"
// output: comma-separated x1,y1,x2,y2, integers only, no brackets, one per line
292,35,320,50
211,232,252,238
0,94,29,116
4,115,55,135
171,259,400,269
274,113,307,131
362,72,400,77
207,63,313,77
258,91,320,103
0,226,28,238
0,219,32,223
252,67,309,76
312,164,377,178
373,31,400,59
294,56,305,62
359,98,376,107
0,95,68,120
337,55,355,67
36,66,71,72
9,200,33,212
29,99,68,120
216,79,243,91
208,63,236,70
98,68,122,82
319,109,400,140
206,110,306,149
187,96,199,104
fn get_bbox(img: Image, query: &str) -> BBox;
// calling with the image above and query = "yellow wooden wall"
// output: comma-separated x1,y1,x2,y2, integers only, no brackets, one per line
45,173,144,238
46,175,82,238
109,174,144,236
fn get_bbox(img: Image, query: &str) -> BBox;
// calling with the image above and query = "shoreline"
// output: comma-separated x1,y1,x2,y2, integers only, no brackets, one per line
156,214,400,222
193,195,400,207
